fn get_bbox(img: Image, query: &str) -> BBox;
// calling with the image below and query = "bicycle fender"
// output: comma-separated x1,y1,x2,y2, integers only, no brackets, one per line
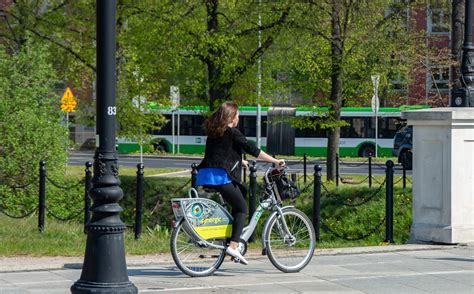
261,206,295,252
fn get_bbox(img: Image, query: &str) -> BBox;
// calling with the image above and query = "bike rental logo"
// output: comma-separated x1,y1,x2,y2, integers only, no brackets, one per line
191,203,204,218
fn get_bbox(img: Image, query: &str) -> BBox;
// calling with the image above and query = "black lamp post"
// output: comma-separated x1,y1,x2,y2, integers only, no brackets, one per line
451,0,474,107
71,1,137,293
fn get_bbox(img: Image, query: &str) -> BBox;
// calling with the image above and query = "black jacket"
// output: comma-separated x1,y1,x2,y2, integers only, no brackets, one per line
197,127,261,183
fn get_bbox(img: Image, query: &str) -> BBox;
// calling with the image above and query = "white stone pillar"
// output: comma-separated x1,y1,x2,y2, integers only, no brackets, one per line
403,108,474,244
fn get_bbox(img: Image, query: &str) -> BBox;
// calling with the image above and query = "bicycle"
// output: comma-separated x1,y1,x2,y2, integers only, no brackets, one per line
170,166,316,277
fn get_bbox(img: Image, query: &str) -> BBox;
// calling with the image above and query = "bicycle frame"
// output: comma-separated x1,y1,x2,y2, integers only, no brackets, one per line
171,167,296,251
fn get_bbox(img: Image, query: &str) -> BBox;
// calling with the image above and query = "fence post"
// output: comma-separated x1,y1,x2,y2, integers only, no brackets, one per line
313,164,322,242
336,153,340,186
191,163,198,189
248,161,257,242
385,160,394,243
84,161,93,234
135,163,144,240
402,162,407,191
303,152,307,184
38,160,46,232
368,155,372,188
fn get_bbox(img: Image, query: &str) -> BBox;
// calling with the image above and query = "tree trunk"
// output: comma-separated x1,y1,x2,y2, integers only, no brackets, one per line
451,0,464,88
326,0,343,182
208,79,231,110
205,0,233,110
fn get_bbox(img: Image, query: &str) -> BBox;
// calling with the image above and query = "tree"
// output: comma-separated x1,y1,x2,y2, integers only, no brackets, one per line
0,42,68,186
0,1,167,143
285,0,420,181
123,1,292,110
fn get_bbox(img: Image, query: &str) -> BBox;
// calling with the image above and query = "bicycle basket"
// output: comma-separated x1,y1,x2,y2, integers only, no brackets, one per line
269,169,301,202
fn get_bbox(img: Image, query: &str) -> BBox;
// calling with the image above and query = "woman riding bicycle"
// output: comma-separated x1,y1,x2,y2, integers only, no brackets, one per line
197,102,285,265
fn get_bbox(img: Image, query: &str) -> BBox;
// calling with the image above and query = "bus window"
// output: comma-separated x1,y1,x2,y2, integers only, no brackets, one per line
192,115,205,135
341,117,370,138
178,115,205,136
180,115,192,135
239,116,257,137
378,117,400,138
295,119,327,138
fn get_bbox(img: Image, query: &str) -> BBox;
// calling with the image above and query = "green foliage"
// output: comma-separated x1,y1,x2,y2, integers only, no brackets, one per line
0,42,68,188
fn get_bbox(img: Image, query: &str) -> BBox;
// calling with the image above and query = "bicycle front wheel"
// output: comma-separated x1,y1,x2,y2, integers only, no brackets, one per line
264,207,316,273
170,220,226,277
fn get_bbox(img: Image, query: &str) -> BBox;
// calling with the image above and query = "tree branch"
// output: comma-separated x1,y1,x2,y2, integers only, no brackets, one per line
236,6,291,37
346,4,401,55
26,28,96,72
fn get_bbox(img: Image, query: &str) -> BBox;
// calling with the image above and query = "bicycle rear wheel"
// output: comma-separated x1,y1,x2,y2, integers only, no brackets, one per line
170,220,226,277
264,207,316,273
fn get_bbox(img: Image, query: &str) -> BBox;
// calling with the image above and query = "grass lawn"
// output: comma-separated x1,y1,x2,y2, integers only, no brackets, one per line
0,173,412,257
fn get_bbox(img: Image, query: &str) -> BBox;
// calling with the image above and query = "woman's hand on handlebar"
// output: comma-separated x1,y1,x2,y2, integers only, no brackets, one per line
275,159,286,167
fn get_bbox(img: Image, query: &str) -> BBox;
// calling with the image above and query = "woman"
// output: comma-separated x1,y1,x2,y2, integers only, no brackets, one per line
197,102,285,265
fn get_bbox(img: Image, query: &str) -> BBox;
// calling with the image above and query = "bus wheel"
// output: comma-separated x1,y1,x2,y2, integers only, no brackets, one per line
153,141,167,153
358,144,375,157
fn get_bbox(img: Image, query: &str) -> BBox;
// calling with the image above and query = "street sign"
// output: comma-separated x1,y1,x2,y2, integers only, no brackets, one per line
60,87,77,112
371,75,380,157
371,94,380,112
170,86,180,109
132,96,147,112
371,75,380,91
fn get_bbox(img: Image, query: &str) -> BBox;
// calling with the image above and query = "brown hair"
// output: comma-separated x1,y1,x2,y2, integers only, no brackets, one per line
204,102,239,137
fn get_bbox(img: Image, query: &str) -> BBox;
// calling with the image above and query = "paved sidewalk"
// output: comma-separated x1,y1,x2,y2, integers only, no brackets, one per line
1,244,473,293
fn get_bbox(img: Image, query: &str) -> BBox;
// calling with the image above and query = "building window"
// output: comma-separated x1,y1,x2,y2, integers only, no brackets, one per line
427,2,450,34
389,71,407,92
428,66,450,91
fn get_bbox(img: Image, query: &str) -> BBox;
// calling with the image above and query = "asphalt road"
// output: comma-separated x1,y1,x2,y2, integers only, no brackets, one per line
68,151,410,177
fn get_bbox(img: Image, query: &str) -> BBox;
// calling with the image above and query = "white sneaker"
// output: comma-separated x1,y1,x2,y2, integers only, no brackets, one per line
225,246,248,265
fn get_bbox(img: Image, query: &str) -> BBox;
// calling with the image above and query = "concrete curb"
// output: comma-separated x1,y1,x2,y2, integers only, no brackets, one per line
0,243,464,273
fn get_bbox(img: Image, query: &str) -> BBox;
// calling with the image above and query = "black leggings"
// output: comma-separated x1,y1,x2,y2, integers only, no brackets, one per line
215,182,247,243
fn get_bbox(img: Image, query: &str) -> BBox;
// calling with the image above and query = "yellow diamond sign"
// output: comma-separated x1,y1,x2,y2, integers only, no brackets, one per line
61,87,77,112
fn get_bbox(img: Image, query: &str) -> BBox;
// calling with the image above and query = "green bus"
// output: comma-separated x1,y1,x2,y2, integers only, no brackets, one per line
116,105,429,157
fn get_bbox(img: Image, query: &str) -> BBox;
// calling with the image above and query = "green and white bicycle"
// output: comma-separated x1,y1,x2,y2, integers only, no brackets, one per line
170,166,316,277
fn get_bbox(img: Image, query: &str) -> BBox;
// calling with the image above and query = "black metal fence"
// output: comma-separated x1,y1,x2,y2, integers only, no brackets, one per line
1,156,406,244
310,160,396,243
